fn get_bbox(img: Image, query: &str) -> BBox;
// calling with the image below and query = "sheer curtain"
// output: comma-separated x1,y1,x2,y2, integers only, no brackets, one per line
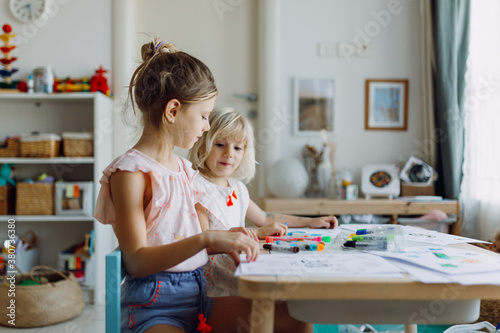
461,0,500,240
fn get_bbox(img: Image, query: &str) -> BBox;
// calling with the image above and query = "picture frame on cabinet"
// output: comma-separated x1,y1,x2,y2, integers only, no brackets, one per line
293,77,335,137
361,164,401,199
55,182,93,216
365,79,409,131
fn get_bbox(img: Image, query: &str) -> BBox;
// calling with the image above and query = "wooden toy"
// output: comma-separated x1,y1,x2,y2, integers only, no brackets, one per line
54,77,91,93
90,65,110,96
0,24,18,89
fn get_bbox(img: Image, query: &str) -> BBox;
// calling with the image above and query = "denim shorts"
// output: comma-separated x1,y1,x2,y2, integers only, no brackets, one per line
121,267,213,333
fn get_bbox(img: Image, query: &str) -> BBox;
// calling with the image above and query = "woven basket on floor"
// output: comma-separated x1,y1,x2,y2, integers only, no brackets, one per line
19,133,61,158
0,265,85,328
477,299,500,324
16,183,54,215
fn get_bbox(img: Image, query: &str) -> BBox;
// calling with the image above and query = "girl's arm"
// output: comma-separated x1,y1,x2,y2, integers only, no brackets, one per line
195,203,209,232
111,171,259,277
246,199,338,229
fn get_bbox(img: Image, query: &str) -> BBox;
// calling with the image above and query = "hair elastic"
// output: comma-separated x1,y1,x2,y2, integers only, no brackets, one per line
154,41,165,52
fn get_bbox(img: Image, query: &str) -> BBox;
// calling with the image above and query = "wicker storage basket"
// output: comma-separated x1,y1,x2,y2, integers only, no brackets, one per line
0,137,20,157
16,183,55,215
0,266,85,328
19,133,61,158
0,185,15,215
400,183,435,197
62,132,93,157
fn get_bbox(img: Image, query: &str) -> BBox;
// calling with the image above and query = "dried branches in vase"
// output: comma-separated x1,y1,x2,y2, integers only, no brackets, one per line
303,145,324,197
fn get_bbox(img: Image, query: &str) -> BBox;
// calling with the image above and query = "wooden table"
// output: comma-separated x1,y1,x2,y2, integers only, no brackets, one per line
261,198,461,235
238,243,500,333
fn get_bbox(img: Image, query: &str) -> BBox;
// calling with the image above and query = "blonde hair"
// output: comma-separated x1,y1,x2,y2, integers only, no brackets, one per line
126,37,218,141
189,108,256,184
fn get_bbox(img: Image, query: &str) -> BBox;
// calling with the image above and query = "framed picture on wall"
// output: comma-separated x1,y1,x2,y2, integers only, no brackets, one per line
293,77,335,136
365,79,409,131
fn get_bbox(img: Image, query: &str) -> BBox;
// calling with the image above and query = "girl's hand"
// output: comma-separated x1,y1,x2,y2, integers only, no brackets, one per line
202,230,259,265
308,216,338,229
228,227,259,242
256,222,288,240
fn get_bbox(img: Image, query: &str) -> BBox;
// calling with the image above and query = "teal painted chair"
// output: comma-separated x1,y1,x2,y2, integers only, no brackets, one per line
105,249,125,333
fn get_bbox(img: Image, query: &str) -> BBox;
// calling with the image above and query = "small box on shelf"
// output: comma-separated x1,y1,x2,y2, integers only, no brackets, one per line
0,137,19,157
55,182,93,216
19,133,61,158
62,132,93,157
16,183,55,215
400,183,435,197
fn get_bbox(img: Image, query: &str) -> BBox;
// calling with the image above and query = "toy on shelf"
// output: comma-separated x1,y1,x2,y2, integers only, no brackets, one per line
54,77,90,93
0,163,15,186
90,65,110,96
0,24,18,89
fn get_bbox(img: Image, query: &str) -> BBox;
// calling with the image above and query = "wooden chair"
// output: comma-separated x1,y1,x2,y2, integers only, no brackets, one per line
105,249,124,333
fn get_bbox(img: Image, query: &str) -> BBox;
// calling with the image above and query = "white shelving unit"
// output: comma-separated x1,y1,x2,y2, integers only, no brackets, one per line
0,92,115,305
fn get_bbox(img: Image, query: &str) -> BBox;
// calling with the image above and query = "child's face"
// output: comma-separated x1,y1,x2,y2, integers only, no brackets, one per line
175,97,215,149
205,138,245,184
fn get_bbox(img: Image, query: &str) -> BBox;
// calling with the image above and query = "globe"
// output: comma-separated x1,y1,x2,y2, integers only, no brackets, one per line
267,159,309,198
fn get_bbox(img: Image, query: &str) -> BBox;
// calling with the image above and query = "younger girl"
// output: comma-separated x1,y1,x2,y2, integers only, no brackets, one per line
189,108,338,297
94,39,309,333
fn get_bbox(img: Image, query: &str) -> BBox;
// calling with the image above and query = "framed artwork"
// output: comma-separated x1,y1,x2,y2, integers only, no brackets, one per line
361,164,401,199
365,79,409,131
293,77,335,136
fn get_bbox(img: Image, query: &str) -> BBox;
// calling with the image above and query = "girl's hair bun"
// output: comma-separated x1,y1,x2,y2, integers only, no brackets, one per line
141,38,177,62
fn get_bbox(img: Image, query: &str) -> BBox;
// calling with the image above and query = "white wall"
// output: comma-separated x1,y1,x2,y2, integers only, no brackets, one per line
0,0,112,84
0,0,424,193
277,0,423,186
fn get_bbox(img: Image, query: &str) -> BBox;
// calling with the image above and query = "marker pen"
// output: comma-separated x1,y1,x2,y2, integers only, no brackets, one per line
277,240,314,251
351,235,393,241
265,235,322,242
263,243,300,253
286,232,332,243
343,240,388,250
355,225,401,235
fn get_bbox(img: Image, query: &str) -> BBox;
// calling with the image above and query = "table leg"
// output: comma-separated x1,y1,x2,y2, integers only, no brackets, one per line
250,299,274,333
404,324,417,333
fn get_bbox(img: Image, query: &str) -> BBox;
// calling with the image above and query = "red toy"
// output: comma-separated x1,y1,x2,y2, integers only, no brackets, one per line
90,65,110,96
196,313,212,333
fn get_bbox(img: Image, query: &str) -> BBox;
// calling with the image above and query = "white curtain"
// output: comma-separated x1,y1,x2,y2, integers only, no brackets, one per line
461,0,500,240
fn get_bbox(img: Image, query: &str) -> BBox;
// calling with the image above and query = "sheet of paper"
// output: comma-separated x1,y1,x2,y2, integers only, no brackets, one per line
235,252,403,277
389,258,500,285
403,225,490,245
338,224,490,245
368,245,500,275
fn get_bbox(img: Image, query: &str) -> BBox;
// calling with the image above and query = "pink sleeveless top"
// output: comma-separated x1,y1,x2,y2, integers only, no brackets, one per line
94,149,208,272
